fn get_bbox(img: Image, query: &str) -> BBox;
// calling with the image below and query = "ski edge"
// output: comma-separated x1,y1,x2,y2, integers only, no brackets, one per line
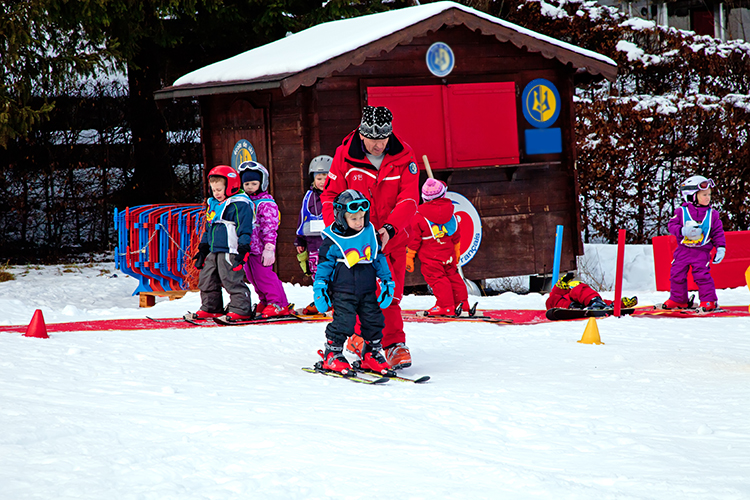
301,367,389,384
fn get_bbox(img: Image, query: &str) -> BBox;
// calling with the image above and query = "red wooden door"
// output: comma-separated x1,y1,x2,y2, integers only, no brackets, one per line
367,82,518,170
367,85,446,170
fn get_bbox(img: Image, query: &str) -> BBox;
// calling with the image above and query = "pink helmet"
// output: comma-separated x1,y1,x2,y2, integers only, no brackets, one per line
421,178,447,202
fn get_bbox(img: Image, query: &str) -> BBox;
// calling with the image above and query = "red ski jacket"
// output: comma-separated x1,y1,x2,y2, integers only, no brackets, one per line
408,198,461,265
321,130,419,253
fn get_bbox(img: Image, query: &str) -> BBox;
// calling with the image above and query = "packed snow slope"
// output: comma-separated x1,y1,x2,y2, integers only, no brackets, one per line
1,245,749,499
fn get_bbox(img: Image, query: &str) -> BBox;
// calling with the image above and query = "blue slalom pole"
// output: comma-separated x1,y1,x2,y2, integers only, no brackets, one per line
551,224,564,288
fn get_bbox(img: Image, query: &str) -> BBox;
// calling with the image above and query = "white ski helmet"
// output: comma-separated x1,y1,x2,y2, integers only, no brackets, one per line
680,175,715,203
309,155,333,176
237,160,269,192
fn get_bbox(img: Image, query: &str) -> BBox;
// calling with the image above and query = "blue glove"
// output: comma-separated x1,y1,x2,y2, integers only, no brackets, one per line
313,280,331,313
377,280,395,309
713,247,726,264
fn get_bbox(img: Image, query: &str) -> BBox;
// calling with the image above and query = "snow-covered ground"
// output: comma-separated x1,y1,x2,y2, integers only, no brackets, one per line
1,245,749,499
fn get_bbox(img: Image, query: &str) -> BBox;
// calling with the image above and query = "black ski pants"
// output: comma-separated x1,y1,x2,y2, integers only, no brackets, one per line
325,291,384,348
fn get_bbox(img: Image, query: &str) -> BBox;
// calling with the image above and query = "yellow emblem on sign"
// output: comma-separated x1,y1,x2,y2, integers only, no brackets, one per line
525,84,557,124
236,148,254,164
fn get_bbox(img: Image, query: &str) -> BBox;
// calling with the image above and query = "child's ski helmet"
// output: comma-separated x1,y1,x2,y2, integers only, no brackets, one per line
309,155,333,176
332,189,370,233
237,161,270,192
680,175,715,203
208,165,241,196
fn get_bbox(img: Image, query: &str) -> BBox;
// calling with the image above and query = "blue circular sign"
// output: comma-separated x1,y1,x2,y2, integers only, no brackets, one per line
521,79,561,128
426,42,455,77
231,139,257,170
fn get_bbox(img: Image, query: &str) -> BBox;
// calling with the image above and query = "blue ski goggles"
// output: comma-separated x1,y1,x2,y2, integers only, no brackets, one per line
335,199,370,213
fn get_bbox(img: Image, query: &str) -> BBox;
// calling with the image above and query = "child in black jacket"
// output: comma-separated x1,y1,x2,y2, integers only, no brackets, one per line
312,189,395,375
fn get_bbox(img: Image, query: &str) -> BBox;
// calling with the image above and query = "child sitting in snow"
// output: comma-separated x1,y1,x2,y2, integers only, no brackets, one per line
190,165,254,321
237,161,292,318
546,273,637,311
405,178,469,316
312,189,395,375
662,175,726,311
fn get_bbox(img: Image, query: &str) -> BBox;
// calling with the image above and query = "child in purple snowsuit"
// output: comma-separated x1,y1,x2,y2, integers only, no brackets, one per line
237,161,292,318
664,175,726,311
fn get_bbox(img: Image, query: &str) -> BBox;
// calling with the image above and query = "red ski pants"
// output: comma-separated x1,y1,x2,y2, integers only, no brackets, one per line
354,246,407,348
421,260,467,309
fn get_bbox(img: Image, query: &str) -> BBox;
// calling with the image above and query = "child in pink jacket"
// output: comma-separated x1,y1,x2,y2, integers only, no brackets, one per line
238,161,291,318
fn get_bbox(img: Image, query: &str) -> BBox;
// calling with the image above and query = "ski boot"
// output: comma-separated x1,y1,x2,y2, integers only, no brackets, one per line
385,343,412,370
358,342,393,375
302,302,319,315
699,301,717,312
661,298,688,310
259,303,293,318
586,297,611,310
318,344,351,374
621,296,638,308
345,333,364,356
224,311,254,322
186,309,223,321
424,305,454,316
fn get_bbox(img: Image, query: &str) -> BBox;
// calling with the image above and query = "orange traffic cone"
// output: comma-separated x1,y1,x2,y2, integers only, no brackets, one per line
24,309,49,339
578,317,603,345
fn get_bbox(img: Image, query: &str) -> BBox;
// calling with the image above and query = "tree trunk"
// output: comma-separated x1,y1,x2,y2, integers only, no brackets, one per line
127,40,174,205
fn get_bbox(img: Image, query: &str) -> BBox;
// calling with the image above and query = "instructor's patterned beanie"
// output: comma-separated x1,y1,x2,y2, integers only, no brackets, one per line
421,178,447,202
359,105,393,139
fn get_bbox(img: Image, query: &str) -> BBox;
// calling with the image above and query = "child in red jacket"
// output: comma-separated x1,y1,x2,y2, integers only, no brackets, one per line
406,179,468,316
546,273,637,310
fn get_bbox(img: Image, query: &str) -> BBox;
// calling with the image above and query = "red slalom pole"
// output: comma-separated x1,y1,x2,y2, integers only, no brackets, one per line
613,229,626,317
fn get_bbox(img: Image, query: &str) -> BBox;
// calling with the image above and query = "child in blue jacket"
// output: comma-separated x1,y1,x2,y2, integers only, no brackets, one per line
189,165,254,321
313,189,395,375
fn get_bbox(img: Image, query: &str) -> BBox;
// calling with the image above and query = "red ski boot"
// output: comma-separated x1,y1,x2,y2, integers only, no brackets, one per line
318,348,351,375
259,303,293,318
699,301,717,312
425,305,454,316
359,346,392,375
188,310,223,320
661,299,688,310
225,311,253,322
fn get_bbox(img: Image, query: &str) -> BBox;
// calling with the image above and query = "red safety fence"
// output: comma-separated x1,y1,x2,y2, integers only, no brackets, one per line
652,230,750,291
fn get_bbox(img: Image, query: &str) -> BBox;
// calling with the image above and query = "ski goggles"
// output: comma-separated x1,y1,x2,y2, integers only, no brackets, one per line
335,199,370,213
681,178,715,192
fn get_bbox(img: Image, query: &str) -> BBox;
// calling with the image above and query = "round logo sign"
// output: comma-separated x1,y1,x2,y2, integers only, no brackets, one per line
426,42,455,78
231,139,257,170
446,191,482,266
521,79,561,128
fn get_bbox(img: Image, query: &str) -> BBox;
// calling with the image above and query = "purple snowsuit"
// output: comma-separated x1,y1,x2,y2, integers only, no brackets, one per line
243,191,289,308
667,202,726,303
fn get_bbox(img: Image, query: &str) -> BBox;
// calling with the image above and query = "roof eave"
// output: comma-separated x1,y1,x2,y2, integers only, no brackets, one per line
154,78,286,101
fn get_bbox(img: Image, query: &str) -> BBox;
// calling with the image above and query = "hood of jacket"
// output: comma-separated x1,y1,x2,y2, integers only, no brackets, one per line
417,197,454,225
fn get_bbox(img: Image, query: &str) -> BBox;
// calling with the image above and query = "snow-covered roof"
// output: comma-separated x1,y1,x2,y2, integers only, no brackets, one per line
156,1,617,100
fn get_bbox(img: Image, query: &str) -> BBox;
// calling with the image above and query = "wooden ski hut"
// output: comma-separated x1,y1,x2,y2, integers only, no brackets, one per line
155,1,617,286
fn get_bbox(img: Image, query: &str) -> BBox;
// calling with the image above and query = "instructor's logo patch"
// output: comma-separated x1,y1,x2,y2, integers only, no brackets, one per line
408,162,418,175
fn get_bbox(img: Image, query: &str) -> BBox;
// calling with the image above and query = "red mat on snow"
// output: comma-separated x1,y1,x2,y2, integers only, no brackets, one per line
1,307,746,334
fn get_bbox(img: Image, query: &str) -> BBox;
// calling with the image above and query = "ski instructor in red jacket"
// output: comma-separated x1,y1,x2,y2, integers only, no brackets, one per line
321,105,419,369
